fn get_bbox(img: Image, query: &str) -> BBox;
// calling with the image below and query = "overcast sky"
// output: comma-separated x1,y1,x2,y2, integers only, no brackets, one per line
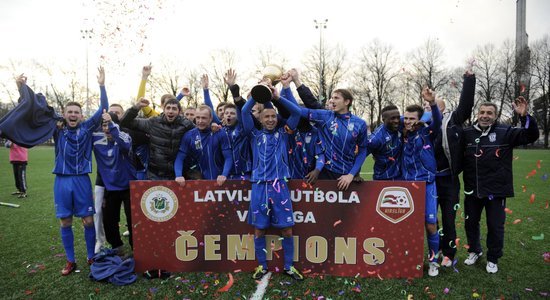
1,0,549,105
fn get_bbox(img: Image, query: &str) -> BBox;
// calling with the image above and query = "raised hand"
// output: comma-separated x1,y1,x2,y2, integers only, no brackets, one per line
97,66,105,86
513,96,528,117
101,109,112,123
180,87,190,97
422,86,435,105
224,68,237,87
201,74,209,89
289,68,302,87
142,63,152,80
280,71,292,88
15,73,27,90
135,97,150,108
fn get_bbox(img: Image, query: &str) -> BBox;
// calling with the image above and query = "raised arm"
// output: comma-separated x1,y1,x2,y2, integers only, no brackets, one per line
422,87,442,134
138,64,160,118
120,98,151,132
241,96,256,135
85,67,109,130
454,71,476,124
274,94,301,131
508,96,540,146
289,68,322,109
201,74,221,124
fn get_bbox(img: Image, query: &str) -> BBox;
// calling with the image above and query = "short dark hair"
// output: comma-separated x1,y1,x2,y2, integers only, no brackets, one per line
333,89,354,109
160,94,176,106
405,104,424,119
216,102,227,111
163,99,181,111
381,104,399,115
64,101,82,111
224,103,237,111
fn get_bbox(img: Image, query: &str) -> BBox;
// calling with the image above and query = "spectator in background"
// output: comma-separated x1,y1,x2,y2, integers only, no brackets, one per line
5,140,28,198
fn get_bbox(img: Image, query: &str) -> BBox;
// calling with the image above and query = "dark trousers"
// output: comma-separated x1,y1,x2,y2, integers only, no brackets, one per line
436,175,460,259
103,189,133,249
464,195,506,263
319,169,342,180
12,162,27,193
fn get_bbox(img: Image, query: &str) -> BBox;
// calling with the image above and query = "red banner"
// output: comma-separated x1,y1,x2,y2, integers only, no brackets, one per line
130,180,425,278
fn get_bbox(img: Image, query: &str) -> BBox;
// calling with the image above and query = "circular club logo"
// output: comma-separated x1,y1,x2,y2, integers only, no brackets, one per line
141,186,178,222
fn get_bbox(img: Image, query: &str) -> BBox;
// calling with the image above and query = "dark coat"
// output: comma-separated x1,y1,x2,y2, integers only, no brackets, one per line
121,106,194,178
462,115,539,198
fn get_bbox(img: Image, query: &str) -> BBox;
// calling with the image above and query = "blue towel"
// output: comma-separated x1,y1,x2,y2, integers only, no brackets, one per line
0,84,60,148
89,249,137,286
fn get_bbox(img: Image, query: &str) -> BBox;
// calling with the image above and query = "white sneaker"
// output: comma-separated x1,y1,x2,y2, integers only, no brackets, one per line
441,256,452,267
486,262,498,273
464,252,482,265
123,230,130,237
428,262,440,277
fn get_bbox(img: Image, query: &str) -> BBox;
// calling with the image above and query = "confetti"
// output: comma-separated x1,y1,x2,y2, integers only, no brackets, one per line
411,182,420,189
513,219,522,224
504,208,513,214
464,190,474,195
474,149,483,157
532,233,544,240
333,220,342,227
495,148,501,157
526,169,537,179
453,203,461,210
537,160,542,169
444,288,450,294
529,194,536,204
217,273,234,292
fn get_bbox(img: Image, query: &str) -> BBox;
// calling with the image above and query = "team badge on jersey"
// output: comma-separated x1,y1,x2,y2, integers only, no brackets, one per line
376,187,414,224
489,132,496,142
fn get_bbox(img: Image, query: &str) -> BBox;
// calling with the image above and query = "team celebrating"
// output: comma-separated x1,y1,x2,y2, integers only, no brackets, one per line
9,62,539,280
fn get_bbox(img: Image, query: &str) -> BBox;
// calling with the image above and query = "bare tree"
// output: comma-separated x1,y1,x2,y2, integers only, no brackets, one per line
301,43,347,106
201,48,237,104
148,58,185,100
530,35,550,147
352,39,400,130
408,38,449,103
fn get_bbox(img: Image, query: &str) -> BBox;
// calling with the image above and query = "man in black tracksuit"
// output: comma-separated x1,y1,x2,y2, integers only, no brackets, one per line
461,98,539,273
433,72,476,267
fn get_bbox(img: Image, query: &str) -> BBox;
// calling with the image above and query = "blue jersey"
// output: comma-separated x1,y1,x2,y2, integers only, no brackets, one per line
368,125,402,180
224,122,252,178
402,104,442,182
174,127,233,179
52,86,108,175
92,123,137,190
288,128,325,179
241,96,301,182
303,109,368,176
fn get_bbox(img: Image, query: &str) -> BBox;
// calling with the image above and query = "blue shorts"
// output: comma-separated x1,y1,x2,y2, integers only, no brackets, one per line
54,175,95,218
425,181,438,224
248,182,294,229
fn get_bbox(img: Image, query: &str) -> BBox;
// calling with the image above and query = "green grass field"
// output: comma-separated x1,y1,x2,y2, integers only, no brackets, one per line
0,147,548,299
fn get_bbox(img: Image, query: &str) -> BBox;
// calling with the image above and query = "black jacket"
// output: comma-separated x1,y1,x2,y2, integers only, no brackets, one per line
121,107,194,178
434,73,476,177
462,115,539,198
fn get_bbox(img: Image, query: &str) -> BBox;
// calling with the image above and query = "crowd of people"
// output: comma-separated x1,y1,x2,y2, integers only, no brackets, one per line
5,63,539,280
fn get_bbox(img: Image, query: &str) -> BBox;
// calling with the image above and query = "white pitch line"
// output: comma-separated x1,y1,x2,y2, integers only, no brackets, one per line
249,272,272,300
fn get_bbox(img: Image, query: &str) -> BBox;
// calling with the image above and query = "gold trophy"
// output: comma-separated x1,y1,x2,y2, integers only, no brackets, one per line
251,64,283,104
